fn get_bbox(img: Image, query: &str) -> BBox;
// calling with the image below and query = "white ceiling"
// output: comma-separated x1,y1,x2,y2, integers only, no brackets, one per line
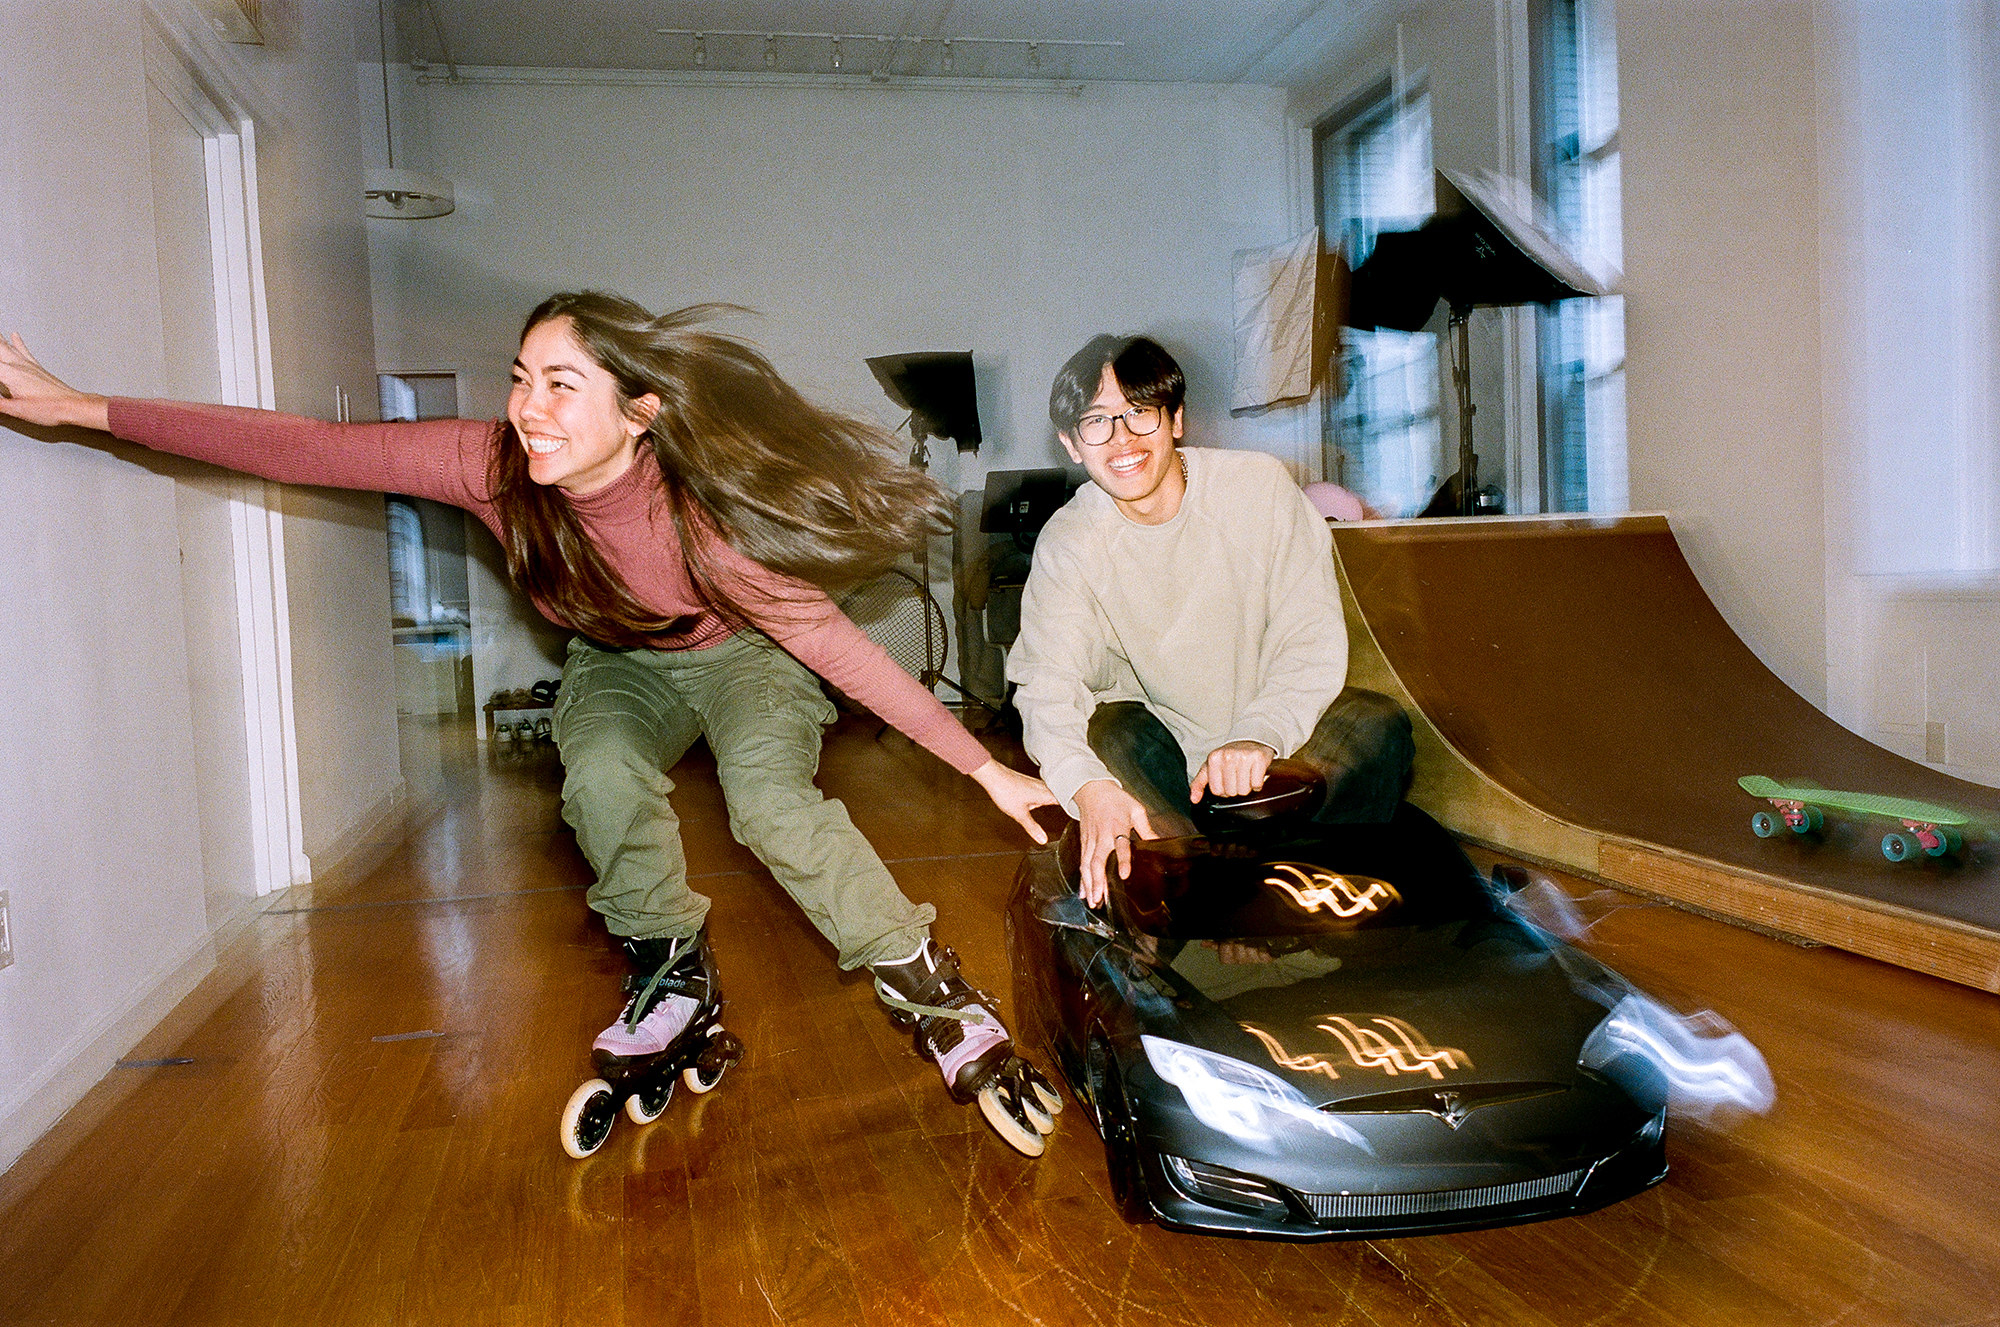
375,0,1402,87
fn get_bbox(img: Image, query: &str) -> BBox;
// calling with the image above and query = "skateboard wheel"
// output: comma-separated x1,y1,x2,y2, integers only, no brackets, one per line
1922,831,1956,859
1799,806,1824,833
1751,811,1779,838
1882,832,1914,863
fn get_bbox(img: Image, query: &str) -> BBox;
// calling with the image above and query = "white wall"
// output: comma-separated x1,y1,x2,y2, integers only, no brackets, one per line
1620,0,2000,781
1618,0,1830,707
365,70,1304,697
250,3,406,869
1818,0,2000,782
0,0,395,1174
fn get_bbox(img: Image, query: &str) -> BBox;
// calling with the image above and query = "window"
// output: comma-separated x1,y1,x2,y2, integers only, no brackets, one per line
1317,84,1440,517
1537,0,1626,513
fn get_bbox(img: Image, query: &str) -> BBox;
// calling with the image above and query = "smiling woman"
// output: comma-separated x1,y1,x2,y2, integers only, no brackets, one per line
0,291,1064,1159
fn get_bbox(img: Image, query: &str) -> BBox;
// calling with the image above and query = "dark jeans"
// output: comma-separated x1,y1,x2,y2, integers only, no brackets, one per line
1085,690,1414,838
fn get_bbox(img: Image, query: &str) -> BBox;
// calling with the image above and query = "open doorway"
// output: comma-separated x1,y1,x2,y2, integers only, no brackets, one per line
144,18,305,929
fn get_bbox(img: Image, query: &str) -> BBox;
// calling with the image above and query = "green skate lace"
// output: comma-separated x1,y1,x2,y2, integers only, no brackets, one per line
624,952,702,1034
871,977,996,1028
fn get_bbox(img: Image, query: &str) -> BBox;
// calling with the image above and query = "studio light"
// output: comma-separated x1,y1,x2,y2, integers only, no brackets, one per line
1345,169,1610,514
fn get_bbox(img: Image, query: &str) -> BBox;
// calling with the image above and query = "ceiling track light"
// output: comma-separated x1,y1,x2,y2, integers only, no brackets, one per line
650,28,1121,77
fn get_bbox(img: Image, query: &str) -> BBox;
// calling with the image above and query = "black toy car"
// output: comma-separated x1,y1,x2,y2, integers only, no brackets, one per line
1006,763,1670,1239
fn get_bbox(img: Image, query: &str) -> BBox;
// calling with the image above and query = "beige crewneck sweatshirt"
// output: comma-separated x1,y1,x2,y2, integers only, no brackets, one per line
1007,447,1348,814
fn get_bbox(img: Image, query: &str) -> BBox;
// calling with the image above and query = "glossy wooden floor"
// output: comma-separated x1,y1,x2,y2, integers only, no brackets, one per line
3,716,1997,1326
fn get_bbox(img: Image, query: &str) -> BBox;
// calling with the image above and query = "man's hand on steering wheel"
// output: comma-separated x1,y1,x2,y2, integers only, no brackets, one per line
1189,739,1276,803
1072,779,1157,909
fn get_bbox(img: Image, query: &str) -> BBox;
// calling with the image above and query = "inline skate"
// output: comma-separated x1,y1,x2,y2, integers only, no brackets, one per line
560,927,743,1159
871,937,1062,1156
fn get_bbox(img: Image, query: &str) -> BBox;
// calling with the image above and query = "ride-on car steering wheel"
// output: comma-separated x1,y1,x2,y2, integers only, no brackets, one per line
1191,758,1325,837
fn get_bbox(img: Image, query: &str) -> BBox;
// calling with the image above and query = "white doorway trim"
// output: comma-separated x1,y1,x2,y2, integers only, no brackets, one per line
145,7,308,895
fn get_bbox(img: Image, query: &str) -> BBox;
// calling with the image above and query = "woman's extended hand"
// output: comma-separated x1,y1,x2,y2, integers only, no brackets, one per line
0,333,110,430
969,758,1057,846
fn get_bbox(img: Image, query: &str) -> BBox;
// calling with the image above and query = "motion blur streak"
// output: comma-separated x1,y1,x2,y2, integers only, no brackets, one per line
1502,878,1592,938
1263,865,1401,917
1246,1018,1471,1081
1585,994,1777,1117
1320,1015,1471,1079
1245,1024,1343,1081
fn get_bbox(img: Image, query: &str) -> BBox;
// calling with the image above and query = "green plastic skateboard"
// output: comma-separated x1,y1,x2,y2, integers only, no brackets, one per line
1738,775,1970,862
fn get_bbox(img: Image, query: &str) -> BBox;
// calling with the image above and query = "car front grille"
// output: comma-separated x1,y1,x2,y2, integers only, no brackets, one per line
1301,1167,1586,1222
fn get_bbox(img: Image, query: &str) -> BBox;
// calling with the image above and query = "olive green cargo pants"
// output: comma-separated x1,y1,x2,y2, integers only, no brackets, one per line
552,632,935,969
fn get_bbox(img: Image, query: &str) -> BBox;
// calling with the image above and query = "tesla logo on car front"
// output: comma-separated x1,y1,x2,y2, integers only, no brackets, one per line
1262,864,1401,917
1433,1091,1472,1129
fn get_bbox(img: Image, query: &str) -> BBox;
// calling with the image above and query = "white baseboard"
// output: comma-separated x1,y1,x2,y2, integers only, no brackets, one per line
0,896,252,1179
0,781,415,1181
292,778,410,907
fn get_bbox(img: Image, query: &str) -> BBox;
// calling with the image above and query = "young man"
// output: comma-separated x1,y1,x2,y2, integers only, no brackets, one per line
1008,334,1414,903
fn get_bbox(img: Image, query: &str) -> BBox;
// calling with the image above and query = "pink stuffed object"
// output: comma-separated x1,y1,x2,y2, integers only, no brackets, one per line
1303,481,1370,522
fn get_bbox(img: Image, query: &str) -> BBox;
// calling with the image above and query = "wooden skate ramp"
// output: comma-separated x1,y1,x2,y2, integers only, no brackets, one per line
1331,513,2000,993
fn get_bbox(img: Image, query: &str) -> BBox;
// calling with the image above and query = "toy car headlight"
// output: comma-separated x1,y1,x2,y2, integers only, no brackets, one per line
1578,1001,1636,1075
1142,1035,1369,1150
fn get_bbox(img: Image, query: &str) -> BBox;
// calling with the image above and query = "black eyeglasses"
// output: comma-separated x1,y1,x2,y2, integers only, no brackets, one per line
1074,405,1162,447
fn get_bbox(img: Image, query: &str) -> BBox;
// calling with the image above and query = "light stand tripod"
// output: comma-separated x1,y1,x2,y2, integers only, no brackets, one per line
905,429,1002,720
1447,304,1478,515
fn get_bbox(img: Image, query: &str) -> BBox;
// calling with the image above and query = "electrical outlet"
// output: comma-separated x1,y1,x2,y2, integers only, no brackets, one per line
1927,722,1948,764
0,890,12,970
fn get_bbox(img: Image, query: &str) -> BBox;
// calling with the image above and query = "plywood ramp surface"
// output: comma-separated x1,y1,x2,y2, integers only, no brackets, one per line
1332,514,2000,991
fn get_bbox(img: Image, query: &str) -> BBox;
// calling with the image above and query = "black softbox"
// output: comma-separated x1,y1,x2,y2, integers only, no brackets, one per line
865,351,982,450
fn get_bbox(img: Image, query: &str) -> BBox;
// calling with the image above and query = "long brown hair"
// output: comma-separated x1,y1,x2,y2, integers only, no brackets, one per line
487,292,952,647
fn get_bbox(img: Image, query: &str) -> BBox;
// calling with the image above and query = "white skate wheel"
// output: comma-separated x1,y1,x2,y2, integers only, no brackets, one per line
625,1076,674,1124
1029,1077,1064,1117
682,1024,734,1094
561,1078,617,1159
978,1083,1048,1158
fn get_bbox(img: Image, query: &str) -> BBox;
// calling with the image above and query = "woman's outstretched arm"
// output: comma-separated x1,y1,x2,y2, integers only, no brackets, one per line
0,333,489,508
0,333,110,430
